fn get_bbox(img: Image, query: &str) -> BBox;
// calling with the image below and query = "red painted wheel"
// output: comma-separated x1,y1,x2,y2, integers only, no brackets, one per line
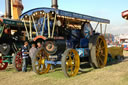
13,51,22,71
0,57,8,70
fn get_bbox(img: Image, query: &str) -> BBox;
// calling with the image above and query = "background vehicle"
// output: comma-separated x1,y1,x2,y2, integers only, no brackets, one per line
121,40,128,50
0,0,25,71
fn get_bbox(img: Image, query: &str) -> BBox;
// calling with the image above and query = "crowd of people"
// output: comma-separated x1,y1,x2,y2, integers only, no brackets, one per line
21,41,42,72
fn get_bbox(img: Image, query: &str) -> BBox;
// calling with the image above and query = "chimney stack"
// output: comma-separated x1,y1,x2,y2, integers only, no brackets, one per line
51,0,58,9
12,0,24,19
5,0,12,18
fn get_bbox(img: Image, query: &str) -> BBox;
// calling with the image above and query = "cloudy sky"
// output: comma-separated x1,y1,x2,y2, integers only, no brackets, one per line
0,11,3,16
0,0,128,35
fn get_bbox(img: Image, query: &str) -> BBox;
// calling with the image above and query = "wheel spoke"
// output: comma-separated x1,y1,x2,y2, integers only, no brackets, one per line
97,40,100,46
70,65,74,75
100,40,103,45
101,54,105,57
101,46,105,50
98,55,104,65
66,64,69,72
96,50,99,56
96,56,100,65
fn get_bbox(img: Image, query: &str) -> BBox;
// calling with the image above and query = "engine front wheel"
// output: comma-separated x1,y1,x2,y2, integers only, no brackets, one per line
61,49,80,77
32,47,51,75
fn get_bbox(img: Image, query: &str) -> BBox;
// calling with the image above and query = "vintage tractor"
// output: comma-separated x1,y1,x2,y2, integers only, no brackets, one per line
19,5,110,77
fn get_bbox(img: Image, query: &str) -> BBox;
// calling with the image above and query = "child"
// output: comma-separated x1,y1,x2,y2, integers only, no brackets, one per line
22,41,29,72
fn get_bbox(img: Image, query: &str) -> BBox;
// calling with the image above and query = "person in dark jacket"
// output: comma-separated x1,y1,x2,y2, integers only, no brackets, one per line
22,41,29,72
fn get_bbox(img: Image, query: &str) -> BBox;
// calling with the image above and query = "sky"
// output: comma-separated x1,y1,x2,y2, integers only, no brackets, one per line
0,0,128,35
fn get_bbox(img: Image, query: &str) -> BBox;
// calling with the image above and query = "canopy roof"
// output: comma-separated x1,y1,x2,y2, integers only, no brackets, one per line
20,7,110,24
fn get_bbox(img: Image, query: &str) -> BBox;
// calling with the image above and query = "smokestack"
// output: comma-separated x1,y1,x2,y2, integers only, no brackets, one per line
51,0,58,9
5,0,12,18
12,0,24,19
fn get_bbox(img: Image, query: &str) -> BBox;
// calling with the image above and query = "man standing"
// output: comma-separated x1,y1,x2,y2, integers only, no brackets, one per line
29,43,37,59
37,42,42,49
22,41,29,72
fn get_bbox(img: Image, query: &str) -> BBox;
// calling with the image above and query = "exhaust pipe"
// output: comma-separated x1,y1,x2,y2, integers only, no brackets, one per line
12,0,24,19
5,0,12,18
51,0,58,9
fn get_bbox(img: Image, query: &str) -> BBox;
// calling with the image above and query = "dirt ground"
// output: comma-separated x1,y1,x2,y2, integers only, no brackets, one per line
0,51,128,85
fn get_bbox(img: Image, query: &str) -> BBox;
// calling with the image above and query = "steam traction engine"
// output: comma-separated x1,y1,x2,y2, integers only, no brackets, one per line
0,0,26,71
20,7,110,77
0,18,27,70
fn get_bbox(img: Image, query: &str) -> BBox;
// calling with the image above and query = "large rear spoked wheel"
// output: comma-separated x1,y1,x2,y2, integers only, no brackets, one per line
32,47,51,75
62,49,80,77
89,35,108,68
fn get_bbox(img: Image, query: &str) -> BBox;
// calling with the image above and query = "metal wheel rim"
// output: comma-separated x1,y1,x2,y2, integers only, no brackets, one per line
65,49,80,77
15,51,22,71
0,57,8,70
33,48,51,74
96,36,107,68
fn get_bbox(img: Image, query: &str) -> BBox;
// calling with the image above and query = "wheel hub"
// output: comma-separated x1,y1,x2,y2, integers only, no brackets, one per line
41,59,45,64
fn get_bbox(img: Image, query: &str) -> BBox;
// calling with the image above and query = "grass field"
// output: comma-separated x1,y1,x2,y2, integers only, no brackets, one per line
0,51,128,85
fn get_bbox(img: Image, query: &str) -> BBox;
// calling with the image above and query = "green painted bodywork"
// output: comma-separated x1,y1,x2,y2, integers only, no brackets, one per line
3,19,25,27
2,56,13,64
0,18,26,64
0,25,4,38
